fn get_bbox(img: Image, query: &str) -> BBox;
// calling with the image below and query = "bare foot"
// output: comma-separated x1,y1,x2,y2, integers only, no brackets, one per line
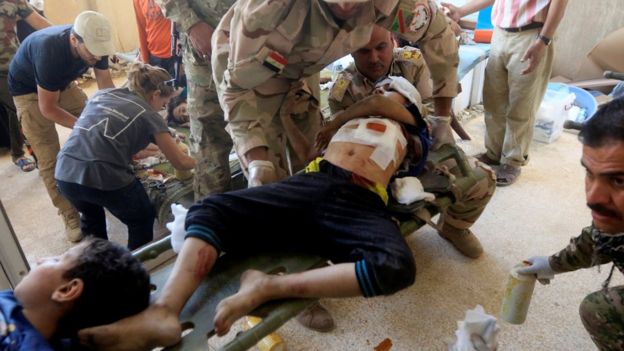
78,304,181,351
214,269,273,336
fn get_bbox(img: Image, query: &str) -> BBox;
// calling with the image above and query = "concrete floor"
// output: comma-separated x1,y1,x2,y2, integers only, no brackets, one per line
1,97,621,350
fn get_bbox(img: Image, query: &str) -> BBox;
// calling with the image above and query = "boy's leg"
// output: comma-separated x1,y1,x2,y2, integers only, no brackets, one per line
215,263,359,335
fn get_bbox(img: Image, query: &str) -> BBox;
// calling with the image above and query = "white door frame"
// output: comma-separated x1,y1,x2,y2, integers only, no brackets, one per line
0,200,29,289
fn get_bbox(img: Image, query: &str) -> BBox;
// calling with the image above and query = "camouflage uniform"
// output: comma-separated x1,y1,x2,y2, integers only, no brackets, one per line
328,46,432,114
0,0,33,161
328,47,495,235
212,0,459,180
549,226,624,350
155,0,235,199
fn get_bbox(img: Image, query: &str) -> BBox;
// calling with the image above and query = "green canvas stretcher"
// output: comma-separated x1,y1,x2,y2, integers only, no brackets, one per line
133,143,485,351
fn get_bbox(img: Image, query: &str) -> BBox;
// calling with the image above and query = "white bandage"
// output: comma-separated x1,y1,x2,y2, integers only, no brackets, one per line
331,117,407,169
166,203,189,253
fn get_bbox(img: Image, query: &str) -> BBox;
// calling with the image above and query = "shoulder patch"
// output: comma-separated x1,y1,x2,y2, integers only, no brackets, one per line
396,47,423,64
390,0,431,37
330,76,351,102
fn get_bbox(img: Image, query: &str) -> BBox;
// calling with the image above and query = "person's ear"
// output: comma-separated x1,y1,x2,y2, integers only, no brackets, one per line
52,279,84,303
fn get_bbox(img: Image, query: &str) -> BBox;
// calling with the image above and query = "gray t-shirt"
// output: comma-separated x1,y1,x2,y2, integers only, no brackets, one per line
55,88,170,190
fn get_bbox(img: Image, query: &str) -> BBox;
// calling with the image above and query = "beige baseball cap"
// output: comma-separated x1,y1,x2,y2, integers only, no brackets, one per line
73,11,116,57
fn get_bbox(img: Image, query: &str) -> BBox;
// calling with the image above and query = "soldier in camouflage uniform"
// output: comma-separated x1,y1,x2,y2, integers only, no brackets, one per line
328,26,432,114
0,0,50,172
212,0,459,187
518,98,624,350
329,25,495,259
155,0,236,199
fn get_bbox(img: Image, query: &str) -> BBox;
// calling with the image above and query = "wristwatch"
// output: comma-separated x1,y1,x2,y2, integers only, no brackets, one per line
537,34,552,46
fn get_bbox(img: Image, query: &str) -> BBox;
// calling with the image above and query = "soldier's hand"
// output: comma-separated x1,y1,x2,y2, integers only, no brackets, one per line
188,21,214,60
441,2,462,22
314,125,337,152
516,256,556,284
429,115,456,150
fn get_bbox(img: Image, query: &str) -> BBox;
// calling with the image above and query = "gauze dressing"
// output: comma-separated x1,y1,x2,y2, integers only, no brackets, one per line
331,117,407,169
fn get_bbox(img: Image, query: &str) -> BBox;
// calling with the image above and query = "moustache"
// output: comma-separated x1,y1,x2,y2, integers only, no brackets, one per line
369,62,385,70
587,203,622,220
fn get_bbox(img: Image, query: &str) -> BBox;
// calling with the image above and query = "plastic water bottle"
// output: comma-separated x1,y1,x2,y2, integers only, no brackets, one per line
242,316,286,351
500,263,537,324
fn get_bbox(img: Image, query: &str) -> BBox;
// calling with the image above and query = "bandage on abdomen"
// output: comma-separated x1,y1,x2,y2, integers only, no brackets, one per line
330,117,407,169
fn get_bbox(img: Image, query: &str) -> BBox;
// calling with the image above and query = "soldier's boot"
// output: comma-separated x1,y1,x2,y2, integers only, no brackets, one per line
61,209,83,243
438,224,483,258
247,160,278,188
296,302,335,333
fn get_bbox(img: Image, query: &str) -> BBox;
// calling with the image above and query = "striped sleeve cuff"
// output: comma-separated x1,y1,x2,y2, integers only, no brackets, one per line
355,260,381,297
185,224,224,254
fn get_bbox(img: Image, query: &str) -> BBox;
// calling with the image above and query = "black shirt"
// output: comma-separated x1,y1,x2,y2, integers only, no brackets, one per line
8,25,108,96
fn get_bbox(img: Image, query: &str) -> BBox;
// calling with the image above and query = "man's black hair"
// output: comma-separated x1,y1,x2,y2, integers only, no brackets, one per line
71,29,84,43
57,238,150,337
579,97,624,147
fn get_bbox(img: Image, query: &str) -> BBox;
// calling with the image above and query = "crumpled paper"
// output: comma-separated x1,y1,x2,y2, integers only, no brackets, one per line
449,305,499,351
391,177,435,204
166,203,188,253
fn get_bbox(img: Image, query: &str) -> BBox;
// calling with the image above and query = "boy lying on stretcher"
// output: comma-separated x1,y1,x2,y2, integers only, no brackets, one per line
78,76,493,351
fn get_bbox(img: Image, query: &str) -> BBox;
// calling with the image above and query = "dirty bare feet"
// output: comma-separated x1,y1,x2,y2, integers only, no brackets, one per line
214,269,273,336
78,303,181,351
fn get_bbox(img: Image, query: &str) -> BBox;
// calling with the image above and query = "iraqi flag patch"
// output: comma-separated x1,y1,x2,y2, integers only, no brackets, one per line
263,51,288,73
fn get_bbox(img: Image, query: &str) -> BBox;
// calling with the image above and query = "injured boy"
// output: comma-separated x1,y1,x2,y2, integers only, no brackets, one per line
78,77,493,351
0,238,150,350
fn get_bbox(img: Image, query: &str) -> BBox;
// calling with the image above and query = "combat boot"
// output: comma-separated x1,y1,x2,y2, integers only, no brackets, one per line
438,224,483,258
296,302,335,333
61,210,83,243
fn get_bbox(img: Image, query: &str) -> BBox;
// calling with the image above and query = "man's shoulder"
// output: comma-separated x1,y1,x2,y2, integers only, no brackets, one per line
25,25,70,46
238,0,296,32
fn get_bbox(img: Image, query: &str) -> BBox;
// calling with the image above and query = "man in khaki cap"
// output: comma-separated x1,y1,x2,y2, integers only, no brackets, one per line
8,10,116,242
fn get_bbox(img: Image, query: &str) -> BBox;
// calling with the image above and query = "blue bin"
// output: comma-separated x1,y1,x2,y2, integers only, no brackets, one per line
568,86,597,123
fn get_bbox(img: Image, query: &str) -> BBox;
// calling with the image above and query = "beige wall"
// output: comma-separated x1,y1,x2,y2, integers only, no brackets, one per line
44,0,139,53
553,0,624,80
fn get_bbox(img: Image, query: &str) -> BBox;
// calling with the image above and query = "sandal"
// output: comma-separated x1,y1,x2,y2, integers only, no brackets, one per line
495,164,521,186
476,153,500,166
14,156,36,172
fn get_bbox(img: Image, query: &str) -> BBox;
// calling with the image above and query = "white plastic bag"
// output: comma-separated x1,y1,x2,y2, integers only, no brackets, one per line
165,203,188,253
449,305,499,351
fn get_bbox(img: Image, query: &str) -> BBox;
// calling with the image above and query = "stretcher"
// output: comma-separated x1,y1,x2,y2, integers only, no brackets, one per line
133,143,486,351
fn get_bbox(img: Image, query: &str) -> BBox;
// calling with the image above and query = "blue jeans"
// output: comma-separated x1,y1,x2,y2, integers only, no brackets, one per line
185,160,416,297
149,55,176,77
56,179,155,249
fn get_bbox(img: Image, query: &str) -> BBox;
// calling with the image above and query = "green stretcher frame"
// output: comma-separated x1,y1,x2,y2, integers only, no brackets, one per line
133,144,485,351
